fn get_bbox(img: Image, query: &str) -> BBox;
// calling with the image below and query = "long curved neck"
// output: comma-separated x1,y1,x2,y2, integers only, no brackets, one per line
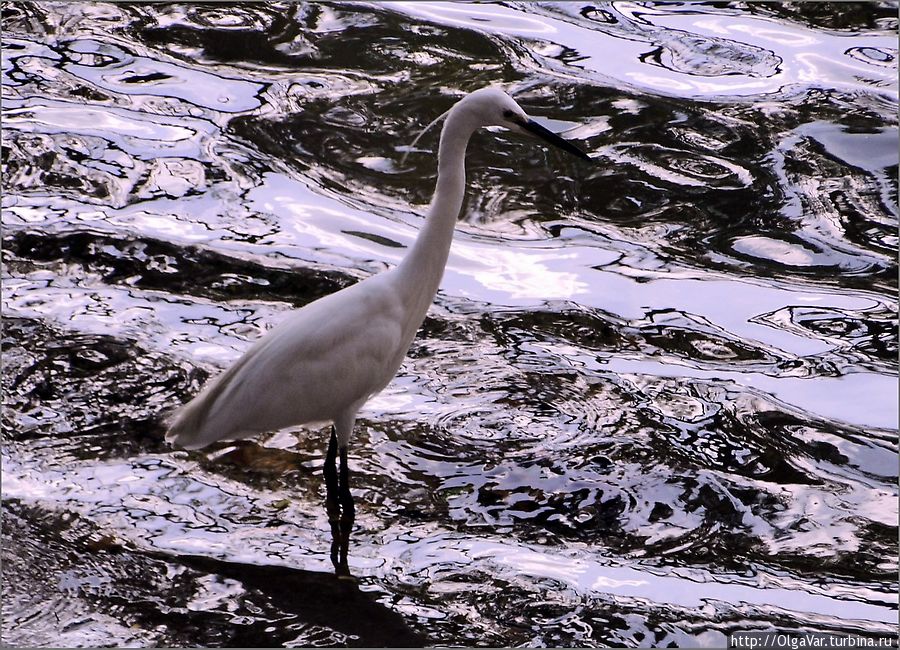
396,108,475,320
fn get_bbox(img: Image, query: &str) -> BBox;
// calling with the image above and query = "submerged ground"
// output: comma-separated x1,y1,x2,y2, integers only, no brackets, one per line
2,2,897,647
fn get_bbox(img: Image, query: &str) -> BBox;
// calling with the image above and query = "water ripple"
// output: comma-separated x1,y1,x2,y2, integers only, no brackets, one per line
2,1,896,646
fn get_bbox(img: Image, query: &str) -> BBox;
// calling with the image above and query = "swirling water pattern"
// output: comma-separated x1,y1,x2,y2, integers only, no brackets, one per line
2,2,897,647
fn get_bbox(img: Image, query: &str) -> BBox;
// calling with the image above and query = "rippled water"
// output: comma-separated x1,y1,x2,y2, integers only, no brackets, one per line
2,2,898,647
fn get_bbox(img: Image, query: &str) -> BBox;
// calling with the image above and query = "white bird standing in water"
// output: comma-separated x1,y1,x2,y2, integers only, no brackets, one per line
166,87,590,577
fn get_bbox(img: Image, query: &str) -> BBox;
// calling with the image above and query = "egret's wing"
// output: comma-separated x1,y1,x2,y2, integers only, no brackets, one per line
166,275,405,449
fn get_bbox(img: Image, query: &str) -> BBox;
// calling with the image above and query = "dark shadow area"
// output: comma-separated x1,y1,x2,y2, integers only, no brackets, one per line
171,553,427,648
2,500,427,648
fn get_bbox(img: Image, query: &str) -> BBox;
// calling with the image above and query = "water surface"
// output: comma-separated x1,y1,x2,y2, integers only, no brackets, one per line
2,1,897,647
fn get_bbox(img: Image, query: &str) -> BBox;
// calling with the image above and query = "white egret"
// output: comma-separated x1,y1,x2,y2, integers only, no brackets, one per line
166,87,590,577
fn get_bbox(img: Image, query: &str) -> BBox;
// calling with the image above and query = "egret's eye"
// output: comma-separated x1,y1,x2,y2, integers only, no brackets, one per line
502,109,515,119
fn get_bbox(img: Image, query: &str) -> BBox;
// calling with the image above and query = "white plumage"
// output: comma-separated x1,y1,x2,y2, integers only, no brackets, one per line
166,87,590,576
167,272,407,449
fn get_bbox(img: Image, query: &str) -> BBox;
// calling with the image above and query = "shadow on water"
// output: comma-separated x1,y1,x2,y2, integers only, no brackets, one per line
172,554,427,648
2,500,425,648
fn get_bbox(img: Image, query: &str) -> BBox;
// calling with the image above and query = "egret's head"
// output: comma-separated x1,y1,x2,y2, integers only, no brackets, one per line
402,87,591,167
460,87,591,161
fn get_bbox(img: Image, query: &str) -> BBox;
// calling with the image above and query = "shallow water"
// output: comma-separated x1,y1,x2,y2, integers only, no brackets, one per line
2,2,897,647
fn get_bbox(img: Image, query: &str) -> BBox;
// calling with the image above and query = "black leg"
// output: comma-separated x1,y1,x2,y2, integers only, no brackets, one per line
323,427,341,572
337,445,355,578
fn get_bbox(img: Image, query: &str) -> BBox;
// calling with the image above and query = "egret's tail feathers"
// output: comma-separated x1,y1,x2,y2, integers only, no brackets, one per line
165,357,253,450
165,396,216,450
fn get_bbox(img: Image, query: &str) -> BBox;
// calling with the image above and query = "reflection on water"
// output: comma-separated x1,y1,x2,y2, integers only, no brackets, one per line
2,1,897,647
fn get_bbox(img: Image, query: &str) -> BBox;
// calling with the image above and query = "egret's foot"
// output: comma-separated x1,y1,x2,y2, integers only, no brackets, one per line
337,445,355,578
326,510,341,570
323,428,342,572
322,429,355,578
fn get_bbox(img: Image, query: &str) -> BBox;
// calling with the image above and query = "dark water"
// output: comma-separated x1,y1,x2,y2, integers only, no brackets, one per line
2,2,898,647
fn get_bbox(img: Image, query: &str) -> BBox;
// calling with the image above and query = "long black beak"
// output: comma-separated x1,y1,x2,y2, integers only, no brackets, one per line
520,118,591,162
